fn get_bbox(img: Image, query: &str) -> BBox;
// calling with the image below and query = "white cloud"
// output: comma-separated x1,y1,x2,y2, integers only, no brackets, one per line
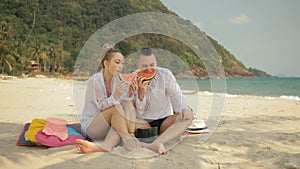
228,14,251,25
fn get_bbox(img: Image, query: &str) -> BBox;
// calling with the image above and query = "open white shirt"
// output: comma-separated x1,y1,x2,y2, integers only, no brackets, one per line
81,71,132,134
134,67,188,120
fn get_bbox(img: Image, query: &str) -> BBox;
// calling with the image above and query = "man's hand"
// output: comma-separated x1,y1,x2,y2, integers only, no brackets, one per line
137,77,150,101
178,109,194,121
135,118,151,129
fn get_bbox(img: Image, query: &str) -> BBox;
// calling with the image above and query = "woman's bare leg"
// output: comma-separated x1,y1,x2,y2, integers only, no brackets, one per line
76,105,142,153
76,106,121,153
111,104,142,151
76,139,109,153
121,101,136,134
76,126,121,153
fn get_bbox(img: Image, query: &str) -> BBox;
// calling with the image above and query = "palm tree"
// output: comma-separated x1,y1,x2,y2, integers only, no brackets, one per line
0,20,14,39
31,40,43,71
0,54,14,75
12,41,30,74
0,20,15,75
40,51,48,72
0,42,15,75
23,0,40,48
48,43,64,72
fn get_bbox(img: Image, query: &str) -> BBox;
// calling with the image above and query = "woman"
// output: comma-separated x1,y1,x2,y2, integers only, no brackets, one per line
76,44,141,153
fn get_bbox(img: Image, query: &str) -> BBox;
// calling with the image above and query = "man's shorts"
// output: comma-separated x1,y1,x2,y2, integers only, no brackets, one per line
145,117,167,134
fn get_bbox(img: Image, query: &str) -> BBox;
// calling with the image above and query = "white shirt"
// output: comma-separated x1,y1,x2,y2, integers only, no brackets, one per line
81,71,132,134
135,67,188,120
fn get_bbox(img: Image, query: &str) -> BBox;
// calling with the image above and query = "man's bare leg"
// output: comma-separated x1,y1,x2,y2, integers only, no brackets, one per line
145,111,193,154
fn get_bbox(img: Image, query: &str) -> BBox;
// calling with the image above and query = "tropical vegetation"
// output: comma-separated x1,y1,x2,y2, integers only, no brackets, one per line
0,0,271,78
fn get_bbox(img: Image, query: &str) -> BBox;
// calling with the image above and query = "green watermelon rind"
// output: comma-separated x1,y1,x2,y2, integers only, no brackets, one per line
135,127,158,138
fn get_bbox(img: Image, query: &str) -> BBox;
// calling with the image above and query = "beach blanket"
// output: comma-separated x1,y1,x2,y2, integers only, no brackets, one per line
16,122,84,146
17,120,210,158
111,135,185,158
16,123,37,146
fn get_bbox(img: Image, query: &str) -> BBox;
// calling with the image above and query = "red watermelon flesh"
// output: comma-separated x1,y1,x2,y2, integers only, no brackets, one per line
137,68,157,81
120,73,137,83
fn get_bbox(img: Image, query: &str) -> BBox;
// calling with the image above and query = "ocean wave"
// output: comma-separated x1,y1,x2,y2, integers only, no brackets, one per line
196,91,238,97
279,95,300,101
201,91,213,96
183,90,300,101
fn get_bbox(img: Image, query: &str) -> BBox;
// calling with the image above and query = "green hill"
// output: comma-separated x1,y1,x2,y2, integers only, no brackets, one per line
0,0,271,78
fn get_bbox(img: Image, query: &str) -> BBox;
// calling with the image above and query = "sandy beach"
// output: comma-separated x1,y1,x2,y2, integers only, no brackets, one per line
0,77,299,169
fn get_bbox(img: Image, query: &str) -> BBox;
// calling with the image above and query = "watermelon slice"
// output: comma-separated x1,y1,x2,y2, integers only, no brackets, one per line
119,73,137,83
137,68,157,81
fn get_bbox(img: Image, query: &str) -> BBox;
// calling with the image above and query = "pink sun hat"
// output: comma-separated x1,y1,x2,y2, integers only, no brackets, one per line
42,117,68,141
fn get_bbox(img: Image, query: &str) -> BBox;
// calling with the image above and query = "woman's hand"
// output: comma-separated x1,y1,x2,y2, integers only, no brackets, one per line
127,79,138,97
113,80,127,100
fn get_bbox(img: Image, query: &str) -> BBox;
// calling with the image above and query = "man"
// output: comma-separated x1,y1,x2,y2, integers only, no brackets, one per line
135,48,193,154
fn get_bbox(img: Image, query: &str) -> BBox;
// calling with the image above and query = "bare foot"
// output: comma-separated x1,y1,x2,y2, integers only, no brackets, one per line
122,137,143,151
145,141,167,155
75,139,110,154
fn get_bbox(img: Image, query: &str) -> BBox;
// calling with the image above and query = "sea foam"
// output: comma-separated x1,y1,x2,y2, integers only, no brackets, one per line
279,95,300,101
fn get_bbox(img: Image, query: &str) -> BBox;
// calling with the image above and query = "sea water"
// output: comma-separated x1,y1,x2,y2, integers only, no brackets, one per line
177,77,300,100
177,77,300,142
73,77,300,121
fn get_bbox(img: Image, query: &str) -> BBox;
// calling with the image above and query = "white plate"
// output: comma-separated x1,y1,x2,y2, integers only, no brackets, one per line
185,128,210,134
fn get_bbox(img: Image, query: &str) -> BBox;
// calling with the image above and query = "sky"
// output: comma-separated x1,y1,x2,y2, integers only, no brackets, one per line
160,0,300,77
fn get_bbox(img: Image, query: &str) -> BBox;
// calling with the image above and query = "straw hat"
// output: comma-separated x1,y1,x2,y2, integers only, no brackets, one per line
187,120,207,130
